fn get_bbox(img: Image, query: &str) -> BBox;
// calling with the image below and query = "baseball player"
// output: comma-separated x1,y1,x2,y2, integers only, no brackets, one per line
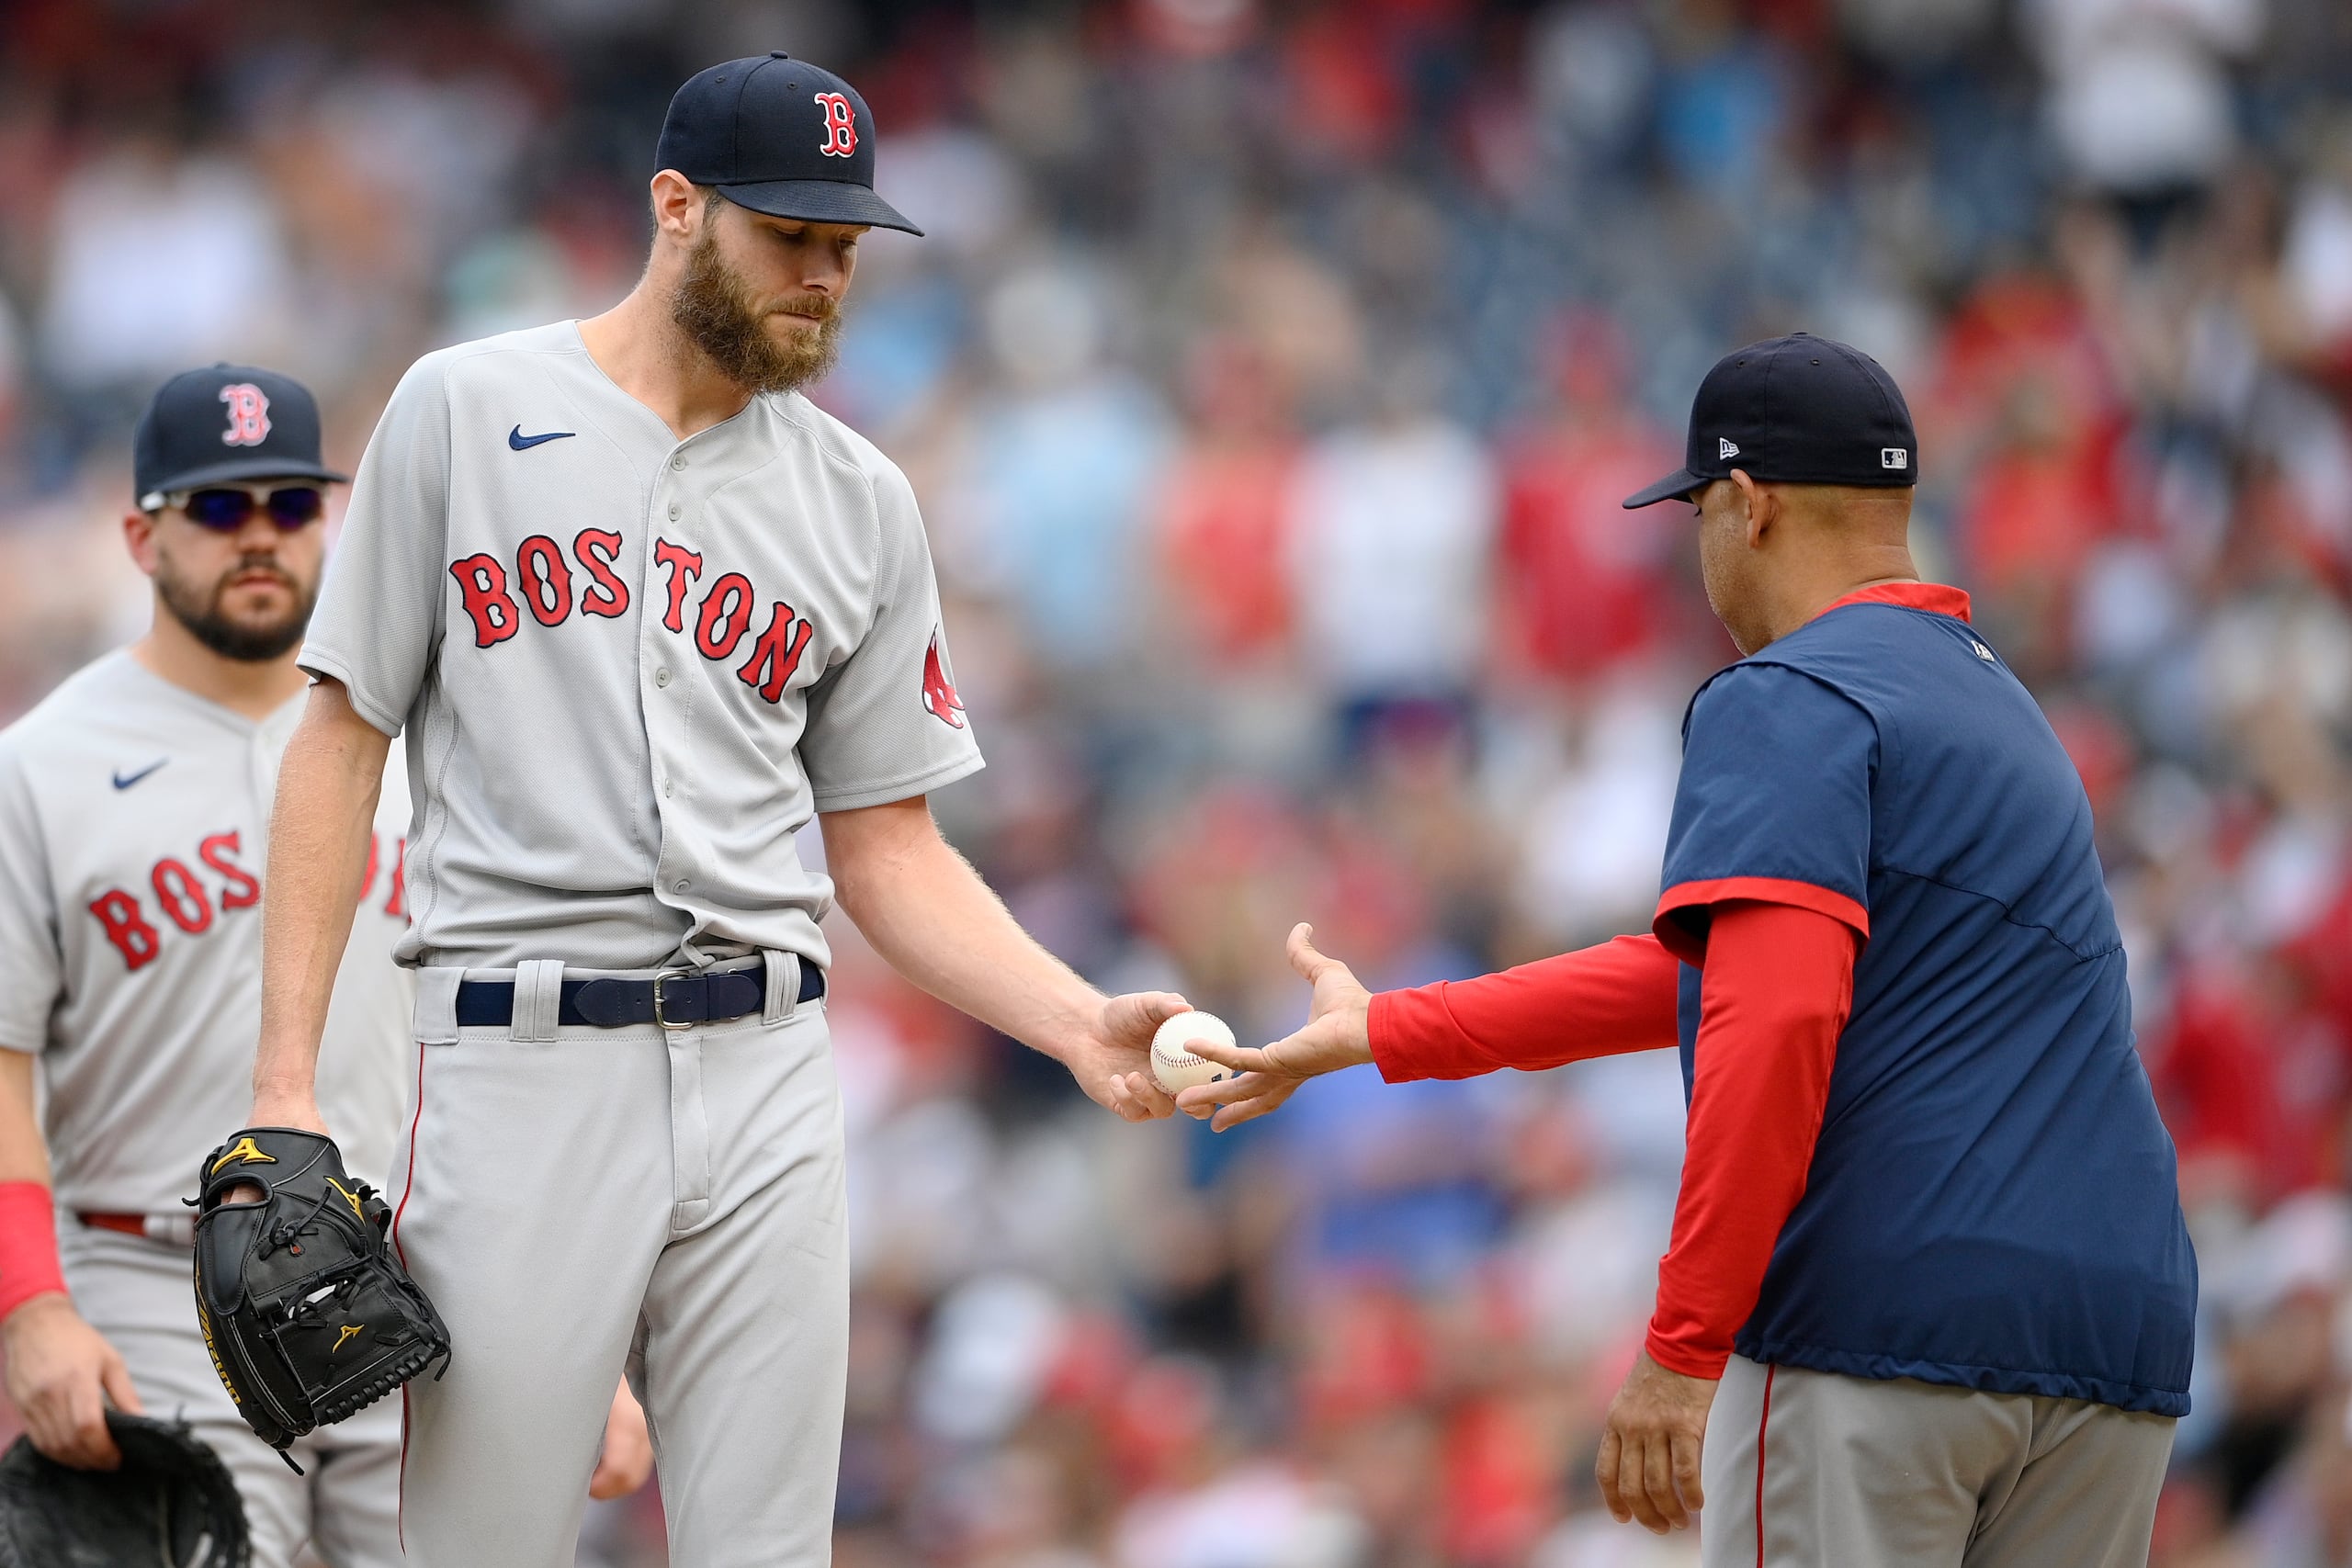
0,366,650,1567
235,55,1188,1568
1179,337,2198,1568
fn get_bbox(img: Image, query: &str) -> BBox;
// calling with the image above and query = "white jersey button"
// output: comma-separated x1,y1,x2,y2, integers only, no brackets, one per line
654,668,672,688
674,878,690,892
671,456,686,471
668,502,682,519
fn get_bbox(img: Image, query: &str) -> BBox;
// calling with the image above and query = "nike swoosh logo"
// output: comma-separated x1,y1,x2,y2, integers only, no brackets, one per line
112,760,167,790
507,425,576,451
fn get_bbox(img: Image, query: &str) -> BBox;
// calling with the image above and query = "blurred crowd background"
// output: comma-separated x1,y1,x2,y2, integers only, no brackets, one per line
4,0,2352,1562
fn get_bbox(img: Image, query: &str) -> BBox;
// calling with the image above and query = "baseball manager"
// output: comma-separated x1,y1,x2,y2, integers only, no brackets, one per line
236,55,1187,1567
1180,334,2198,1568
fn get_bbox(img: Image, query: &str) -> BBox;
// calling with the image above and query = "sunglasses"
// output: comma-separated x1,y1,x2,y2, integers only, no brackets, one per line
150,484,327,531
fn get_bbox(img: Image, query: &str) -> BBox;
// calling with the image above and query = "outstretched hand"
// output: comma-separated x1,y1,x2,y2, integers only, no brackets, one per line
1173,923,1374,1131
1061,988,1191,1122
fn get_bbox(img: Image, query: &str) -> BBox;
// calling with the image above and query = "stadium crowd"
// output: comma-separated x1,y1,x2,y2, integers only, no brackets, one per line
4,0,2352,1562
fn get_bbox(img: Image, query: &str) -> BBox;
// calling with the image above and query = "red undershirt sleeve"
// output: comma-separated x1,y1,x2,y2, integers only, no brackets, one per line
1369,933,1682,1083
1645,899,1857,1380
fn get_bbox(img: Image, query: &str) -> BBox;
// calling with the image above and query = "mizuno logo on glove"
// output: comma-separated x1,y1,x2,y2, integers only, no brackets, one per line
209,1137,277,1175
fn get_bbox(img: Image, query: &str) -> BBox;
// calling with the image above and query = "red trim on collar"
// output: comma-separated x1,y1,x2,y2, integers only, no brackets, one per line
1814,581,1972,624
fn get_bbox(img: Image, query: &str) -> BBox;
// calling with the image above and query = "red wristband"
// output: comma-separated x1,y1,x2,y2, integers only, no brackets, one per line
0,1181,67,1323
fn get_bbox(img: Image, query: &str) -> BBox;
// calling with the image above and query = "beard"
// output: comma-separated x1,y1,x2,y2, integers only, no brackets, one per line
670,229,844,396
158,555,316,661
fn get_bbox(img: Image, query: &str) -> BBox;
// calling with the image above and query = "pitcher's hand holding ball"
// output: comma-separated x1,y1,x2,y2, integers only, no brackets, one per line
1173,924,1373,1129
1150,1011,1237,1094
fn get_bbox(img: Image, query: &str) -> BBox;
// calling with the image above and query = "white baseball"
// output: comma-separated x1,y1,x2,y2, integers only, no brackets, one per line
1150,1011,1238,1094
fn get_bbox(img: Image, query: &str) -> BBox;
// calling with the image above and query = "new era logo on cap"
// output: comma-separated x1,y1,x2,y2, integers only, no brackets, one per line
1623,333,1921,509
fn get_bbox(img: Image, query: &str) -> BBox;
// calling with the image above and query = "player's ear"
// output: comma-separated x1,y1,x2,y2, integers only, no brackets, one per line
122,509,160,577
1728,468,1770,547
648,170,705,248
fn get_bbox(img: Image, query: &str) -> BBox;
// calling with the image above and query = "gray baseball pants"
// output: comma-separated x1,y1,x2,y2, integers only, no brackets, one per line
1702,1353,2176,1568
392,961,846,1568
62,1224,404,1568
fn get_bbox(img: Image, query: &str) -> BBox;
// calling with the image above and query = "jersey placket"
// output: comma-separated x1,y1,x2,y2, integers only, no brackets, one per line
634,435,722,1222
640,437,711,956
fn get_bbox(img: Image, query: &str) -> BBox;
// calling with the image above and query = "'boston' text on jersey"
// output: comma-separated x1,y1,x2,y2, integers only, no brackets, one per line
88,828,405,971
447,530,818,705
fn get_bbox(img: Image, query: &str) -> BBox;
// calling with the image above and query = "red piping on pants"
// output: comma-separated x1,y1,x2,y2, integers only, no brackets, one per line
392,1039,427,1548
1755,1363,1777,1567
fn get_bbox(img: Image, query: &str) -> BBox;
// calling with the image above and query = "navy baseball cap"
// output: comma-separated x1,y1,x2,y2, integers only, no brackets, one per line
655,53,922,236
133,364,346,509
1623,333,1919,509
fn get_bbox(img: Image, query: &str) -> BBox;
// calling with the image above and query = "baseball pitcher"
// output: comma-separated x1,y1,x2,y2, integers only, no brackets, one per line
236,55,1187,1568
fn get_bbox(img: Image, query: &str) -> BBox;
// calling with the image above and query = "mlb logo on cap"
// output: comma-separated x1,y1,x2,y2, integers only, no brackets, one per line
1624,333,1921,508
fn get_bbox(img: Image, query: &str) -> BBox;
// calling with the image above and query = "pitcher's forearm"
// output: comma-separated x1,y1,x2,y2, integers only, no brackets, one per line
254,682,390,1103
822,801,1100,1058
854,841,1100,1056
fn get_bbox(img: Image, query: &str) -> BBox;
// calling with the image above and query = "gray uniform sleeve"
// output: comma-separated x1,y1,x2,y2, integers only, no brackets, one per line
0,748,60,1055
802,461,985,811
299,355,454,738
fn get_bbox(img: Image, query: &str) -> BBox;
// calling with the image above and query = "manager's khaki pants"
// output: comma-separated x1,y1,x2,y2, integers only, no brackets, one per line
1701,1354,2176,1568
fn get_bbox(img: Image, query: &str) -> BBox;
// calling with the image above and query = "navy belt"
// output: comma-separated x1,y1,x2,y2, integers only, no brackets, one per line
453,964,822,1032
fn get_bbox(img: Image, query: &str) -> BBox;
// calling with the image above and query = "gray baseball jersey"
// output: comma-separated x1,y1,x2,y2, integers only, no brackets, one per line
298,320,984,973
0,652,416,1211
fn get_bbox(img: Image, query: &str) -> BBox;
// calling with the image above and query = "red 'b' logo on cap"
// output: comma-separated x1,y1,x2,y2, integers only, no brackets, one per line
814,93,857,158
219,384,272,446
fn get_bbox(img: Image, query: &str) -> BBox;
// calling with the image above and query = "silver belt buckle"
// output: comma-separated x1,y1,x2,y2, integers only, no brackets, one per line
651,969,695,1031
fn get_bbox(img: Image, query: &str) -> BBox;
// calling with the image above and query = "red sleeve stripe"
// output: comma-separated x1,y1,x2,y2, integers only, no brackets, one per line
1655,877,1868,962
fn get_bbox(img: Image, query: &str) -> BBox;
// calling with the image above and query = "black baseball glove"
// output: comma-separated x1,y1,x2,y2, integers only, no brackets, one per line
192,1127,450,1467
0,1411,250,1567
